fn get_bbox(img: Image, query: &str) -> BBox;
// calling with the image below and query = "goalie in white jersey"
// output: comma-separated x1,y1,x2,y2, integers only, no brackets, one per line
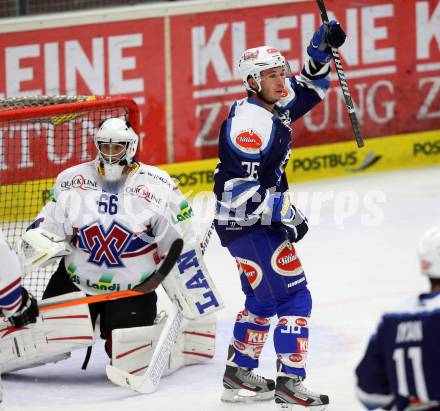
5,118,221,387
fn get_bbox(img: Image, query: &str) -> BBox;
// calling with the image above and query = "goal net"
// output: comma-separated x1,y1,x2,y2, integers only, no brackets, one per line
0,95,140,300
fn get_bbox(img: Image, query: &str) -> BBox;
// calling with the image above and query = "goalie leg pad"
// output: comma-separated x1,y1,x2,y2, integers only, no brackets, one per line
111,311,216,377
0,291,95,373
179,313,216,367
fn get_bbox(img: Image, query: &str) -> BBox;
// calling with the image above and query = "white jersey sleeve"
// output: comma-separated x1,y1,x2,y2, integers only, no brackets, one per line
0,229,23,316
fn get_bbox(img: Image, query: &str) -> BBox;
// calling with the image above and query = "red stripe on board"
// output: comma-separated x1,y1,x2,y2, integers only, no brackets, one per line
43,315,90,320
0,277,21,297
46,336,94,341
130,364,149,375
116,343,152,359
183,331,215,339
182,351,214,359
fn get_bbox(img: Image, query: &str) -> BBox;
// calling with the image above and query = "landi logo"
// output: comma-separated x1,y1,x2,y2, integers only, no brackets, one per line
60,174,98,191
172,199,194,223
413,140,440,156
86,273,133,292
235,130,263,152
292,151,381,173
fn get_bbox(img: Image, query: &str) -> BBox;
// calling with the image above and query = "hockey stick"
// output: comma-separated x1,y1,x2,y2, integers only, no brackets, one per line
315,0,365,148
105,221,215,393
200,219,215,254
39,238,184,312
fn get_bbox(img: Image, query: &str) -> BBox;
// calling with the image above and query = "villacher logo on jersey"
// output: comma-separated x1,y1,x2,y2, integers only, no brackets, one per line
235,130,263,151
271,241,303,276
60,174,98,191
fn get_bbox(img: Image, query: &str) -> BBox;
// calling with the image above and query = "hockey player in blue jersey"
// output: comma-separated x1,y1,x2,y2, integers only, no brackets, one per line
213,21,346,409
355,226,440,411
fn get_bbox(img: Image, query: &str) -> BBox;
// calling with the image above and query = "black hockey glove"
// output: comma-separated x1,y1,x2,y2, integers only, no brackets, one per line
271,194,309,243
8,288,39,327
281,216,309,243
307,20,347,63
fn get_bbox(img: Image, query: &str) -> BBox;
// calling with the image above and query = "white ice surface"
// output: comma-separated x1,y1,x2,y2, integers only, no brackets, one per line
2,165,440,411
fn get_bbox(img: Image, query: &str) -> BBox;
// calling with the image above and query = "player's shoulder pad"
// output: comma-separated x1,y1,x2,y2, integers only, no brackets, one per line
137,164,176,191
227,99,275,159
276,77,297,108
55,161,98,192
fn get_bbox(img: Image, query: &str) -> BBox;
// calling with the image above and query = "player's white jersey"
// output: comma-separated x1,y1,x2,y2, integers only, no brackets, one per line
33,160,195,296
0,229,23,315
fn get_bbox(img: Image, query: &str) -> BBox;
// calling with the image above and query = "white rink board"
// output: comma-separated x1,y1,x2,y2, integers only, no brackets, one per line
2,165,440,411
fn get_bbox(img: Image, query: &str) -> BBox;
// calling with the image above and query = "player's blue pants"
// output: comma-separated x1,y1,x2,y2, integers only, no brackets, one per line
225,226,312,378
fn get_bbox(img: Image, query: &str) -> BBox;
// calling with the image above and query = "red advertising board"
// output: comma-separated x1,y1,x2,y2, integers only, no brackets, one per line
0,0,439,170
0,18,167,165
171,0,440,161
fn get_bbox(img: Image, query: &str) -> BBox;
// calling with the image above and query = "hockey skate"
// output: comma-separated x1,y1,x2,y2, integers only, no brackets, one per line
221,363,275,403
275,372,329,410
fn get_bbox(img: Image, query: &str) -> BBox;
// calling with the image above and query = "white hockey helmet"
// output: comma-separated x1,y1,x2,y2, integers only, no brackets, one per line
418,226,440,279
94,118,138,180
238,46,288,92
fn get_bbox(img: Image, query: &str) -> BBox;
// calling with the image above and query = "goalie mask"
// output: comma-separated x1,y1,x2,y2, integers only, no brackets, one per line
238,46,289,92
94,118,139,181
418,226,440,279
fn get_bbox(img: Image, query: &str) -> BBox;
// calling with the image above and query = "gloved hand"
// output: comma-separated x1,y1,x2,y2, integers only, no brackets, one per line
271,193,309,243
307,20,347,63
7,288,39,327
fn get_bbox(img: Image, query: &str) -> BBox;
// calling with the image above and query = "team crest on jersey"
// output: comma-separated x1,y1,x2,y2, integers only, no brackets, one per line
271,241,303,276
236,257,263,289
81,221,133,268
234,130,263,154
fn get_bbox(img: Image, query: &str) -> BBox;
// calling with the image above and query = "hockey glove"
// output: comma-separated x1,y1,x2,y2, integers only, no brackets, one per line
8,288,39,327
271,193,309,243
307,20,347,63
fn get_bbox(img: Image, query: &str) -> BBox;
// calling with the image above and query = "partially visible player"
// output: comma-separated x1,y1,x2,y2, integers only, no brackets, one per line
355,226,440,411
0,229,38,327
0,228,39,409
213,21,346,409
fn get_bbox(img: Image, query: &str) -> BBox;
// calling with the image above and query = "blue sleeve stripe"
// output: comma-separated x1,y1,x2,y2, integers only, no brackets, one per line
229,180,260,200
311,77,330,90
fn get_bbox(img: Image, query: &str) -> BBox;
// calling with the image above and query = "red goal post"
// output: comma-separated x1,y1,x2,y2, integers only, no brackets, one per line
0,95,140,299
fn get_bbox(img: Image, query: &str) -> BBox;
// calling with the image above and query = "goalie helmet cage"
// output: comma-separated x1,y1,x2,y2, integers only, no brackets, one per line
0,95,140,300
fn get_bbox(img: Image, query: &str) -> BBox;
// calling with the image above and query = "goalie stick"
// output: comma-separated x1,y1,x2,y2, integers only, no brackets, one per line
315,0,365,148
105,221,216,394
39,238,184,312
